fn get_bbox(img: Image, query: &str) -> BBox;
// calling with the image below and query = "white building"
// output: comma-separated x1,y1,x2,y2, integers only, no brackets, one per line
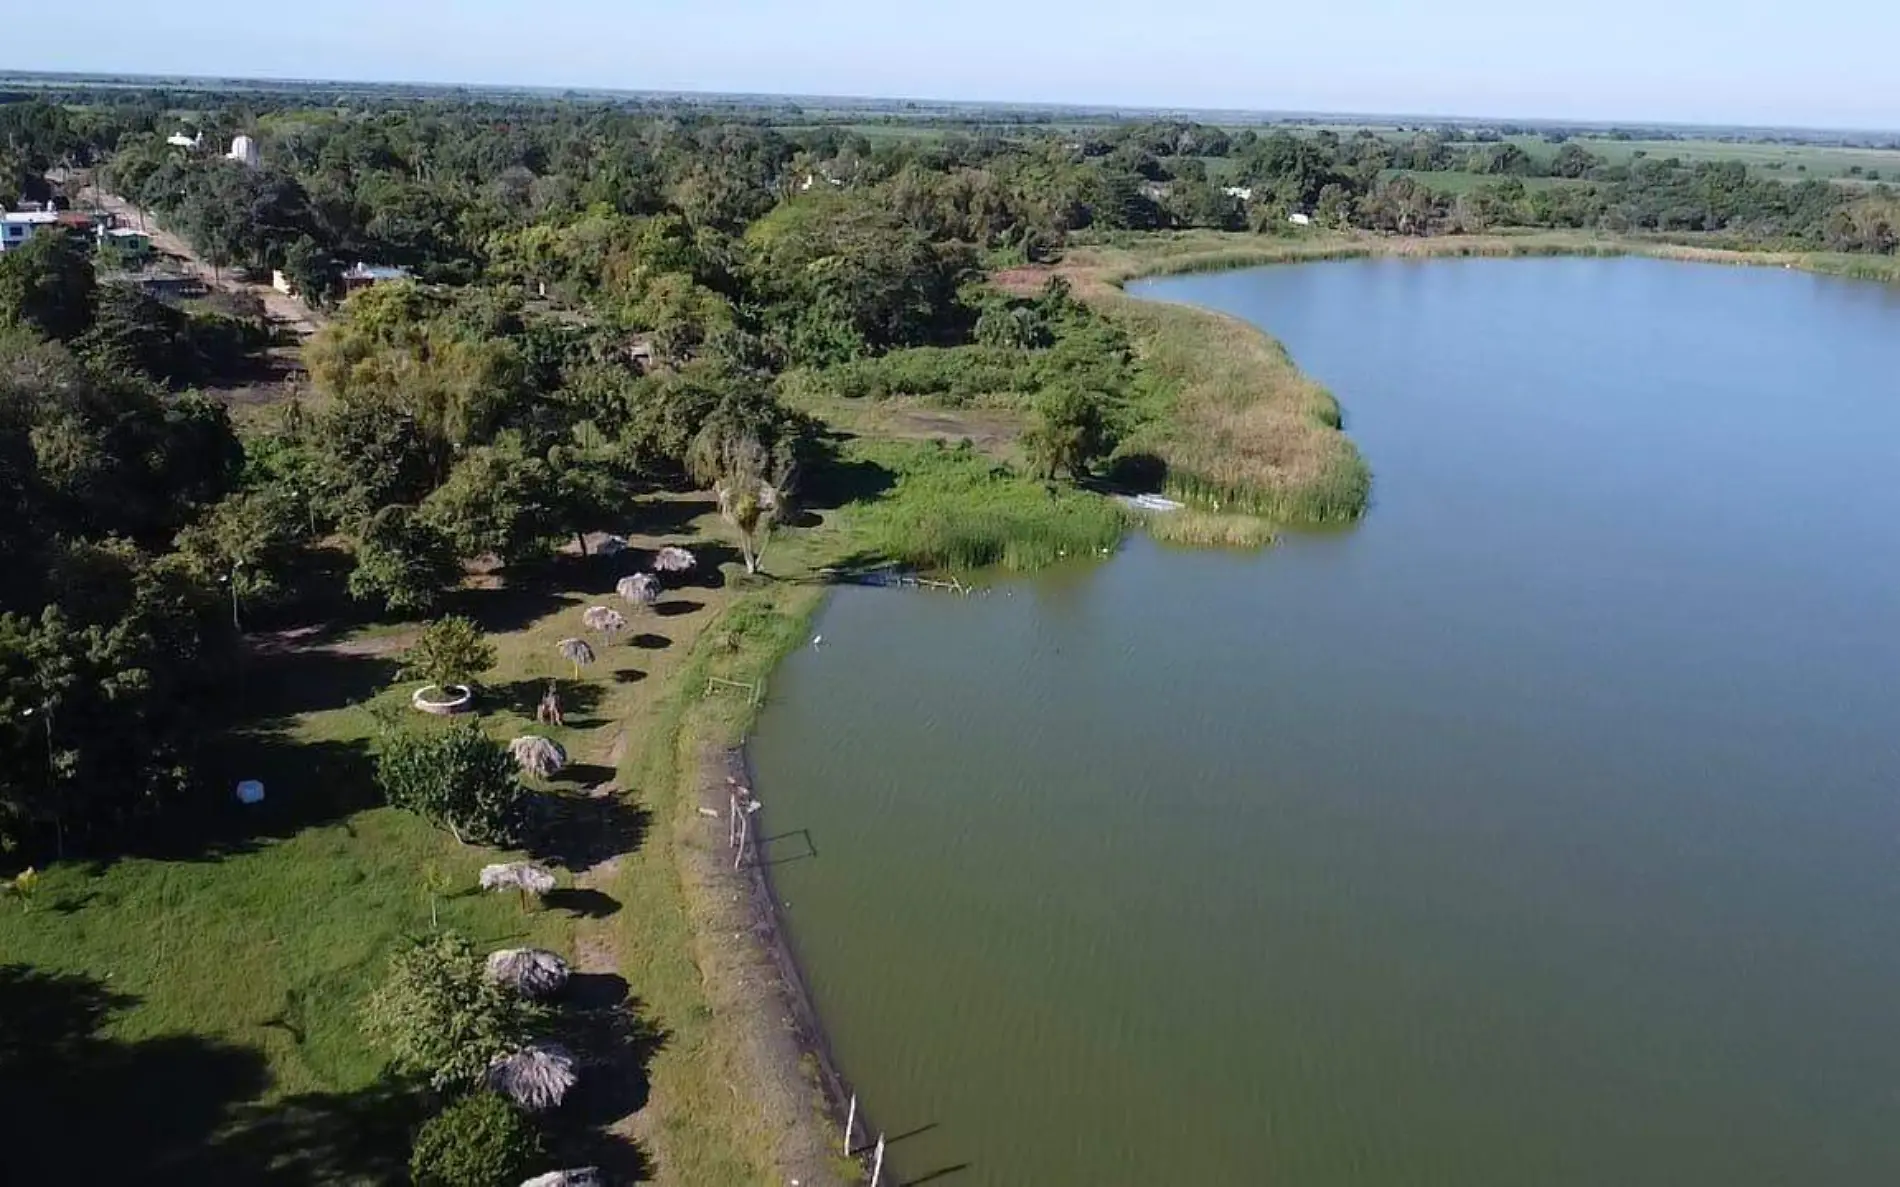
1288,211,1314,227
167,130,203,150
1222,185,1255,202
227,135,261,168
1,210,60,253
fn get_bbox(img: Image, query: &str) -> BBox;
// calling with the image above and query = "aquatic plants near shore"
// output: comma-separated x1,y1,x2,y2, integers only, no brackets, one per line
848,441,1125,571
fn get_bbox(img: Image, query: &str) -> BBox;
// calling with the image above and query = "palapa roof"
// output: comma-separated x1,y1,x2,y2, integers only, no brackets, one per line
615,573,660,606
509,735,567,779
519,1170,602,1187
485,947,571,999
479,862,557,895
556,637,596,664
488,1043,578,1111
652,546,696,573
582,605,627,633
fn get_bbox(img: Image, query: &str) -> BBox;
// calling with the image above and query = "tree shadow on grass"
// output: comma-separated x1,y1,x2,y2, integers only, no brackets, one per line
552,763,618,790
542,979,667,1182
626,496,717,539
541,887,622,918
109,732,380,866
491,678,606,722
804,438,898,511
1,963,415,1184
526,792,651,876
447,580,584,637
200,1080,424,1185
233,642,399,721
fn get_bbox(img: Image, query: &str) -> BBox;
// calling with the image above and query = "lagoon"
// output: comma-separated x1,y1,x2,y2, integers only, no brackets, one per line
749,258,1900,1185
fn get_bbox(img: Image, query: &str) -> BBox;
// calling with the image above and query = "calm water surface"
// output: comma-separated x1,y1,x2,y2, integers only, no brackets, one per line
748,259,1900,1186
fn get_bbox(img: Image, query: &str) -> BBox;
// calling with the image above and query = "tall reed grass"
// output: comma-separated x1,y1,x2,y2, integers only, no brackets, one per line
848,441,1125,571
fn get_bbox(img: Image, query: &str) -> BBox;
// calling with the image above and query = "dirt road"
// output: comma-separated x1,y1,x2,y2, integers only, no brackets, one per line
91,188,324,338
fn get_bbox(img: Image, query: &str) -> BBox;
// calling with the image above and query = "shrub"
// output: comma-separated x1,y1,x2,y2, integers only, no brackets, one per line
365,931,546,1091
376,722,526,845
410,1092,544,1187
400,617,497,690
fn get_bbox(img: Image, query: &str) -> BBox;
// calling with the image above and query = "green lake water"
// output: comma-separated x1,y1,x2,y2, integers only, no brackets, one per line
747,258,1900,1186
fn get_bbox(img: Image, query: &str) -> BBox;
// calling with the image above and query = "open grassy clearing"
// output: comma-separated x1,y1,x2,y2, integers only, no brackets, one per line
0,500,785,1183
1487,134,1900,180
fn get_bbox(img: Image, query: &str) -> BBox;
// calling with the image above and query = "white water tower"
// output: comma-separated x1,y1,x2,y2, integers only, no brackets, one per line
227,135,261,169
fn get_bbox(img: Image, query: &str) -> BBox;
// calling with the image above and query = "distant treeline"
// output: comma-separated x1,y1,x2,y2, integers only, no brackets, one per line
5,95,1898,284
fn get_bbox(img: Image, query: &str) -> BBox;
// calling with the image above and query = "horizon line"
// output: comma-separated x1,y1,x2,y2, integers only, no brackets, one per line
5,66,1899,138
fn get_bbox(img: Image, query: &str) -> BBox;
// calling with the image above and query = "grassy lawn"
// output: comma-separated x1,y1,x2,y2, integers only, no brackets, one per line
0,497,771,1183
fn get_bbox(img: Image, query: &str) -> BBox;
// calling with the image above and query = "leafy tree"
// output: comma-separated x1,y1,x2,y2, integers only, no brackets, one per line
75,283,189,381
171,485,311,607
313,393,440,522
281,234,340,308
363,931,545,1089
399,616,497,690
348,504,462,616
409,1092,544,1187
419,435,561,566
1024,386,1110,480
0,230,96,343
375,720,526,845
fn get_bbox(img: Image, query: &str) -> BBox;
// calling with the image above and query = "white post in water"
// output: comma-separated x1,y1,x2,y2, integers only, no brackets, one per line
843,1093,856,1153
734,807,748,871
728,792,739,848
870,1134,886,1185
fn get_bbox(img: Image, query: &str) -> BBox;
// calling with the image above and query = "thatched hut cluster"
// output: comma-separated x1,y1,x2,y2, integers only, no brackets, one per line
488,1043,578,1111
485,947,571,999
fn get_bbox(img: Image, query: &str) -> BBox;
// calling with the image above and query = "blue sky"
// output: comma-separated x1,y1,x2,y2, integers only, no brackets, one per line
9,0,1897,130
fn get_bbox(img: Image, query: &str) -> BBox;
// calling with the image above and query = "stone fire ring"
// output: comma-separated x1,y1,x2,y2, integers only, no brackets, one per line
412,684,474,715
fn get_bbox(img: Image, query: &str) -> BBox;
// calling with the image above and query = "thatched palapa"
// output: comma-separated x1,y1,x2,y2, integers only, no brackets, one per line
520,1170,602,1187
509,735,567,779
652,546,696,574
479,862,557,896
488,1043,578,1111
581,605,627,635
485,947,571,999
615,573,659,609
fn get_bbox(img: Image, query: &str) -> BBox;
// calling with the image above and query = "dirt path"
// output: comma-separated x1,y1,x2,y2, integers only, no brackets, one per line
90,187,324,338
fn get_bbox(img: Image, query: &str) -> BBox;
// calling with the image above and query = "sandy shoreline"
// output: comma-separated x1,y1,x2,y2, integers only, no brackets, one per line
679,738,884,1185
